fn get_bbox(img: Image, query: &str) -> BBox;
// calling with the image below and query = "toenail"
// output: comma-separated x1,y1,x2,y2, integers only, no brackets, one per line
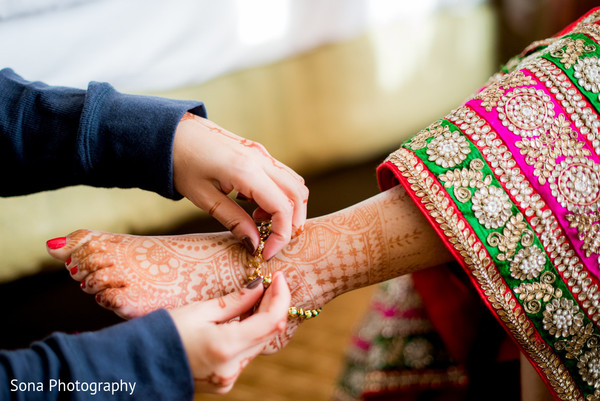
80,281,86,289
47,237,66,250
95,294,101,303
70,266,78,275
65,257,71,266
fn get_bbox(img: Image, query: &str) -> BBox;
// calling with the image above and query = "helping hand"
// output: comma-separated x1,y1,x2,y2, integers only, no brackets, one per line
173,114,308,261
170,271,290,394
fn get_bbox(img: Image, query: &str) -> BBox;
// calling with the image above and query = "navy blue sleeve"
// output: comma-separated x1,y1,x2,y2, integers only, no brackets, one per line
0,309,194,401
0,68,207,199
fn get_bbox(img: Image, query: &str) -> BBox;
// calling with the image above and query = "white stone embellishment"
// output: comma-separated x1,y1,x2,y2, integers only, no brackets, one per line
426,130,471,168
574,57,600,95
497,87,555,137
548,157,600,212
542,297,584,338
510,245,546,280
578,348,600,389
471,186,513,229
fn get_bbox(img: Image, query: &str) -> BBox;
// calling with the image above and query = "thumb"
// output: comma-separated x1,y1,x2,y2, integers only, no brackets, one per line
200,278,265,323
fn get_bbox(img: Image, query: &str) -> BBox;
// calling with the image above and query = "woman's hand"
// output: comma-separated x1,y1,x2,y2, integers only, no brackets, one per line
173,113,308,261
170,271,290,394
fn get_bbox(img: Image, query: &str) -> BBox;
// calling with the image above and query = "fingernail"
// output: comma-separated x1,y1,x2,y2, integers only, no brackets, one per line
95,294,101,303
70,266,78,275
65,257,71,266
80,281,86,289
246,276,263,289
242,236,256,254
47,237,66,250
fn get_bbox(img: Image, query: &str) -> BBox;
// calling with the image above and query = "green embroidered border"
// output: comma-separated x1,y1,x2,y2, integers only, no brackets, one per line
542,33,600,108
402,118,598,396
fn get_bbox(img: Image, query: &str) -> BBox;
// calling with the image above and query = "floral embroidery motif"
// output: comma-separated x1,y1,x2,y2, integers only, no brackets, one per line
405,120,445,150
510,245,546,280
550,38,596,69
486,213,534,262
513,272,559,314
548,157,600,212
497,87,555,137
566,212,600,261
475,70,536,112
438,159,491,202
471,185,513,229
543,297,585,338
578,348,600,389
389,149,583,399
515,114,591,185
426,129,471,168
574,57,600,96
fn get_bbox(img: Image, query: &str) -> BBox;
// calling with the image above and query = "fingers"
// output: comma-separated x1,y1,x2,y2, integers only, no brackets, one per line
199,185,261,253
196,278,265,323
236,174,306,260
173,117,308,260
228,272,291,351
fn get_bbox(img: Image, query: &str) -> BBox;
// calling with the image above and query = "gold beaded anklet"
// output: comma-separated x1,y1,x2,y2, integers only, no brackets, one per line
247,221,322,320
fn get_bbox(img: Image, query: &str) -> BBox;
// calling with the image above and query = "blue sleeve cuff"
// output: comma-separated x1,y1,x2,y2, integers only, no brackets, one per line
79,82,207,199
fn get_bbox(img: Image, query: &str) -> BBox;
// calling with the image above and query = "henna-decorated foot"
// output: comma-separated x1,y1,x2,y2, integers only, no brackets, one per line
46,186,449,352
46,229,249,319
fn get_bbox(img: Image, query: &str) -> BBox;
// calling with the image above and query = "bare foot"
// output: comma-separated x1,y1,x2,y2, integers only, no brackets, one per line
46,186,449,351
47,230,249,319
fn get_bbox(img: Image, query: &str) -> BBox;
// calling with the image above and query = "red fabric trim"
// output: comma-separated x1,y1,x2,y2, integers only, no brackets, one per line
555,6,600,37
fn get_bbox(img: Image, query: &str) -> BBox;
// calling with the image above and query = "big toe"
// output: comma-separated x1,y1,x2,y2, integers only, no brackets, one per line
46,229,97,262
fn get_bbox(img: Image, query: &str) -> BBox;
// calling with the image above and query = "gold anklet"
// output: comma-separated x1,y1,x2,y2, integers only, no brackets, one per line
247,221,322,320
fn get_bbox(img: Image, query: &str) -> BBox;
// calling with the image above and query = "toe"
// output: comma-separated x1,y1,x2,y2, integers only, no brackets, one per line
81,268,126,294
96,288,143,320
69,250,115,281
46,229,98,262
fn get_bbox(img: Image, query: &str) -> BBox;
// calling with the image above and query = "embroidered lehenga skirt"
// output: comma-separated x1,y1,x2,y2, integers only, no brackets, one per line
338,8,600,401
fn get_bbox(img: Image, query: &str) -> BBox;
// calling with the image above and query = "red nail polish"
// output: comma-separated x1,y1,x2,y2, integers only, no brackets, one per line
95,294,101,303
80,281,86,289
65,257,71,266
70,266,78,275
47,237,66,250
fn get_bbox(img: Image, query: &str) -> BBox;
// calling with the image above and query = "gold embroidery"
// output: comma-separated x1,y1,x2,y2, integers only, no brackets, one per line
486,213,533,262
526,57,600,155
515,114,591,185
549,157,600,212
574,57,600,96
543,297,585,338
471,185,513,229
426,130,471,168
449,105,600,323
405,120,445,150
513,272,559,314
497,87,555,138
474,70,537,112
550,38,596,69
386,148,582,400
439,159,491,203
510,245,546,280
566,212,600,260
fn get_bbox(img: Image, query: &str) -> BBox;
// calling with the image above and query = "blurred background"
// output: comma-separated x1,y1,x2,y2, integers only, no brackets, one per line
0,0,597,399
